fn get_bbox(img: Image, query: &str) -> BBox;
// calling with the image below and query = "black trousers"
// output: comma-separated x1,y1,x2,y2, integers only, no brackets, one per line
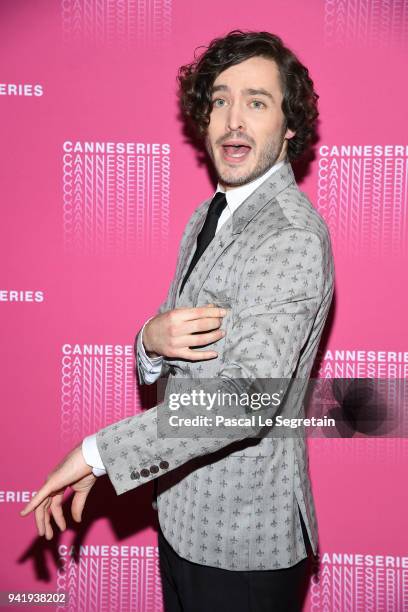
158,504,313,612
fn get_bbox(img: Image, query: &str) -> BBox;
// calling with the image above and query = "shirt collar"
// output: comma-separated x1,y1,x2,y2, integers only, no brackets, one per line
214,159,285,215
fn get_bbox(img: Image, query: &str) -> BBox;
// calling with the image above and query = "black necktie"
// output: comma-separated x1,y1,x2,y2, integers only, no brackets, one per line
178,191,228,296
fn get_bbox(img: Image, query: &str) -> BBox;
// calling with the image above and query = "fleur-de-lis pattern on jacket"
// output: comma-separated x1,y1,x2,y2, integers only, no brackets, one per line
96,160,335,570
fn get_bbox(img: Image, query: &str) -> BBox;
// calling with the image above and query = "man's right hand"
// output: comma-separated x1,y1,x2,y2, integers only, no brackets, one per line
142,304,228,361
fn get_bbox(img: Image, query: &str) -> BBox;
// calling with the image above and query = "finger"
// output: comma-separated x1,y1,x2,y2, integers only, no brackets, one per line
34,499,49,537
176,347,218,361
43,499,54,540
163,329,223,356
183,317,225,335
179,329,226,347
71,490,89,523
20,483,52,517
195,306,228,319
181,306,228,321
50,492,66,532
21,448,90,520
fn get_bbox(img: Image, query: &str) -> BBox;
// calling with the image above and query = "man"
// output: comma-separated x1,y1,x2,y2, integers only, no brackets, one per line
21,30,334,611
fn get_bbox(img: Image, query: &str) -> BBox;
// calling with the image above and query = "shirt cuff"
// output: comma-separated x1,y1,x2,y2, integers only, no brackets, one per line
138,316,164,371
82,434,107,477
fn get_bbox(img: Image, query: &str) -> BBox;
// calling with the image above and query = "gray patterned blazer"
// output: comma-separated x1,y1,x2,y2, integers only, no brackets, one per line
96,159,334,570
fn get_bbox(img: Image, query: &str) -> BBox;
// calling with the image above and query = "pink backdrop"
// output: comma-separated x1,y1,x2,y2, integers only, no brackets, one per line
1,1,408,610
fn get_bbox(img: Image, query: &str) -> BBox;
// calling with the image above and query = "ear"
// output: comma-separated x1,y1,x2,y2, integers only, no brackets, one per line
285,128,296,140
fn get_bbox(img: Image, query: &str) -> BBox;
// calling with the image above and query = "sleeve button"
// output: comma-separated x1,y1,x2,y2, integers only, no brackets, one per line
159,461,169,470
140,468,150,477
130,471,140,480
150,465,159,474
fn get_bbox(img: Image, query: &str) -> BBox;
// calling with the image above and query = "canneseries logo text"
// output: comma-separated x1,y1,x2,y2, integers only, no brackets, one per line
61,0,172,46
0,290,44,303
323,0,408,48
57,543,162,611
60,343,141,446
318,348,408,378
310,551,408,611
62,141,170,256
0,83,43,96
0,490,37,503
317,144,408,255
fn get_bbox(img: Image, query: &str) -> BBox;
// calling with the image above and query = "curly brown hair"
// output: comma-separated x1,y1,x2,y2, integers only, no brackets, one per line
177,30,319,162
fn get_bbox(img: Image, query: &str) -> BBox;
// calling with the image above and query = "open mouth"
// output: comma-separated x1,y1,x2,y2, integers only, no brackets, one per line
221,144,252,162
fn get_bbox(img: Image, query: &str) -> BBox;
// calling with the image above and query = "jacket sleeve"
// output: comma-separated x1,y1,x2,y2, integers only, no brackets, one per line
97,227,332,495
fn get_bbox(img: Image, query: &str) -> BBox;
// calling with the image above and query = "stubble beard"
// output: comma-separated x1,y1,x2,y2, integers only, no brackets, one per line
205,131,286,188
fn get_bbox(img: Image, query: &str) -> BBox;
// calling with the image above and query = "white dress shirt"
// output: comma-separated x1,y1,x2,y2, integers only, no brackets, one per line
82,160,285,475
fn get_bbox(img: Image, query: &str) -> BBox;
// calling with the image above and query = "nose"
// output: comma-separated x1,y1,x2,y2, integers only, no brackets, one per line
226,99,245,132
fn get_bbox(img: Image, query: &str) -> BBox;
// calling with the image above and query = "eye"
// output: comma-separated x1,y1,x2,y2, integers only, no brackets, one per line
212,98,226,107
250,100,266,109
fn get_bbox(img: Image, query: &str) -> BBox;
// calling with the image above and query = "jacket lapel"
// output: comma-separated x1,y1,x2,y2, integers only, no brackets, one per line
174,160,297,307
171,198,212,304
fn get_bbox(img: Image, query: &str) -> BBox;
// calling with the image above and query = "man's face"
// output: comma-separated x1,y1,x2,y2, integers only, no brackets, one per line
204,55,295,189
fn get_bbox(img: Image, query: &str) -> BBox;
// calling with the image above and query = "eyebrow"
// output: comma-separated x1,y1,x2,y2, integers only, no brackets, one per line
211,84,275,102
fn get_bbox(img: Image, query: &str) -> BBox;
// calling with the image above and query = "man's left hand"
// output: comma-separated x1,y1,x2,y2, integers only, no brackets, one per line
20,444,97,540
